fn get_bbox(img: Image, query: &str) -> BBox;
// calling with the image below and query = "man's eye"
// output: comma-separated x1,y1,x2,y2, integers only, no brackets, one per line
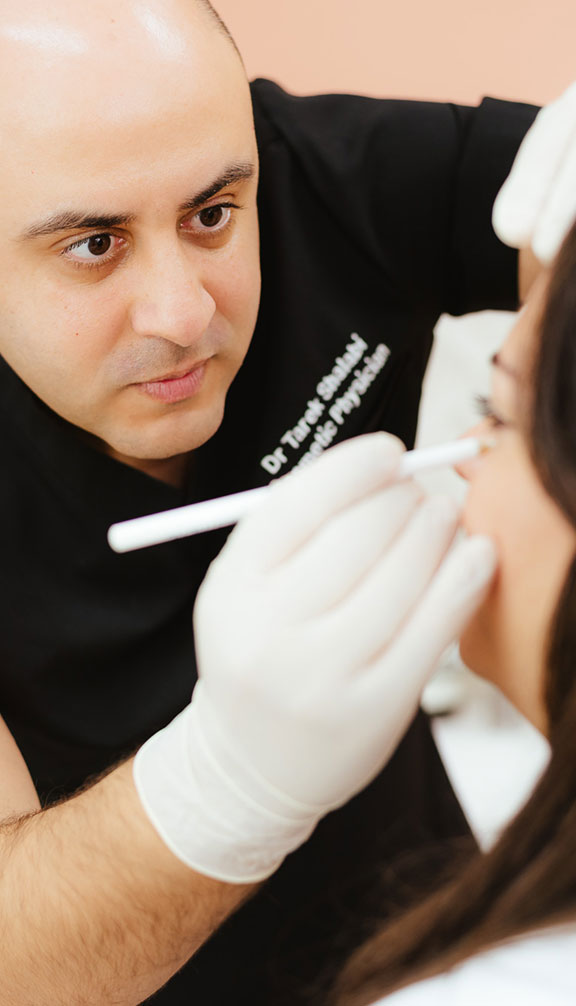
185,203,237,236
62,233,123,265
198,206,230,229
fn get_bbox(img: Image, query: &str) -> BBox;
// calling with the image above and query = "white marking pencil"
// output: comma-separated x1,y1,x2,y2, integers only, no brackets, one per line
108,437,489,554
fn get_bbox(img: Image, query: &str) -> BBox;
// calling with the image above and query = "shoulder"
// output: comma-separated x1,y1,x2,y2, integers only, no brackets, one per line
249,81,538,315
250,77,467,163
250,80,538,245
250,78,537,166
374,927,576,1006
249,79,469,281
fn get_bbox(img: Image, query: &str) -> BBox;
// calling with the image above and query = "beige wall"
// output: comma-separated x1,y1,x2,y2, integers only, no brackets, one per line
216,0,575,106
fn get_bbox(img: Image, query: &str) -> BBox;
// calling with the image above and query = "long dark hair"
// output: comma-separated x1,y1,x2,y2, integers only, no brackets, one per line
331,224,576,1005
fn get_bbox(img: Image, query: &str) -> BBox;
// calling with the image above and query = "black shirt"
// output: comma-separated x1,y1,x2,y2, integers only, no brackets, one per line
0,81,537,1003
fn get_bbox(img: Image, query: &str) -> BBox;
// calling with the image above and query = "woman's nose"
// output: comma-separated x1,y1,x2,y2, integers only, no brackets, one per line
454,421,491,481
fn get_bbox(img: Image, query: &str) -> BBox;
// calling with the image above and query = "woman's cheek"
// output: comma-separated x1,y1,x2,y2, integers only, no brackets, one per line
458,558,503,681
457,470,509,679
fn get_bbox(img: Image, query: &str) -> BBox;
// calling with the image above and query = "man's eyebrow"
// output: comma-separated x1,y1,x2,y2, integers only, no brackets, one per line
19,211,136,241
18,162,256,241
177,162,255,213
491,352,518,379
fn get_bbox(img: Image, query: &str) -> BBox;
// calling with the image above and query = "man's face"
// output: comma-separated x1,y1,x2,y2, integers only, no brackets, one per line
0,2,261,465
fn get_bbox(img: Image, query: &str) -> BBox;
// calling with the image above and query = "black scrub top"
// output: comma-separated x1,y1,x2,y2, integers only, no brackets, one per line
0,81,537,1003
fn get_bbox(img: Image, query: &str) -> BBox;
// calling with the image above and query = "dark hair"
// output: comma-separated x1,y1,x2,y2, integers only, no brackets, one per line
331,223,576,1005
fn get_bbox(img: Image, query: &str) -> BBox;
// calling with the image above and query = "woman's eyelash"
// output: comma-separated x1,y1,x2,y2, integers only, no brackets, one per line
474,394,506,427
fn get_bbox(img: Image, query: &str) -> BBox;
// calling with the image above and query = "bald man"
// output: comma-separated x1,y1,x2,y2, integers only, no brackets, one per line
0,0,540,1003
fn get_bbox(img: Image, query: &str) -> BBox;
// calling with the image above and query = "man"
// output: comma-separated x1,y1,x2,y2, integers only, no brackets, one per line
0,0,561,1001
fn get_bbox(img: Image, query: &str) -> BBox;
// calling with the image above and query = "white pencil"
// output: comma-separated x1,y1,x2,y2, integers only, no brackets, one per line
107,437,488,554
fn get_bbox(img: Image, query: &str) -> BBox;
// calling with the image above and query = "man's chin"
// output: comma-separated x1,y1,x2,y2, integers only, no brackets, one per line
100,405,226,464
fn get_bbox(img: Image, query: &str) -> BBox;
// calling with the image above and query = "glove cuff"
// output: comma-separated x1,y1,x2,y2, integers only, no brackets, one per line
133,686,324,883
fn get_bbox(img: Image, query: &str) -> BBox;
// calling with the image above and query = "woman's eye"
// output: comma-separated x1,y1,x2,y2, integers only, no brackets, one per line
474,394,507,428
62,233,124,266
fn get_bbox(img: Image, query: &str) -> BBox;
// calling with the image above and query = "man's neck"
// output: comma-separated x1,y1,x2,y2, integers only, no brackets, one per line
106,449,191,489
77,426,192,489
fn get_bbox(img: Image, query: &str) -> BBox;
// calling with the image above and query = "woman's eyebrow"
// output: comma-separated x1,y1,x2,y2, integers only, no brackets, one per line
491,352,519,379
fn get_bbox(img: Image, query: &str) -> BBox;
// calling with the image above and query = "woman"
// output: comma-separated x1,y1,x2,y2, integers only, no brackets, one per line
330,224,576,1004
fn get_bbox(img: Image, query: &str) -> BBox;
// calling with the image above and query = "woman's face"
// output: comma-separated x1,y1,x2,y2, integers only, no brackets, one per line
458,277,576,733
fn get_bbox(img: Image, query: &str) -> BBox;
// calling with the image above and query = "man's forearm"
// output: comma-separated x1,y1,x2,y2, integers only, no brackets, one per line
0,760,254,1005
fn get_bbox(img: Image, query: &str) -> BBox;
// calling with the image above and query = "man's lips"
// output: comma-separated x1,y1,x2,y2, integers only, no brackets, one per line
135,359,209,404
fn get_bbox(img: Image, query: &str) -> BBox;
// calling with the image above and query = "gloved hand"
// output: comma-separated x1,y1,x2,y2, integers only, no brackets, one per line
493,82,576,263
134,433,497,883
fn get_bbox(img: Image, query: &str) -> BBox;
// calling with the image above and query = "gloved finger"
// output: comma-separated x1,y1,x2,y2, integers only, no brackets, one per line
531,132,576,263
319,494,461,666
272,480,424,617
365,534,497,701
493,82,576,249
227,433,406,569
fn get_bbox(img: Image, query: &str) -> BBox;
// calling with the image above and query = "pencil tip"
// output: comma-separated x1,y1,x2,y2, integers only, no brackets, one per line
479,437,497,454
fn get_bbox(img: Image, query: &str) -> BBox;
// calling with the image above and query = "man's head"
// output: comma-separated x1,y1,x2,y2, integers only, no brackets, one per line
0,0,260,470
195,0,240,54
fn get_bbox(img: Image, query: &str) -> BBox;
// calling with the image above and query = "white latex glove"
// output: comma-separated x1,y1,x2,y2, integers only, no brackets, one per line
493,82,576,264
134,434,497,883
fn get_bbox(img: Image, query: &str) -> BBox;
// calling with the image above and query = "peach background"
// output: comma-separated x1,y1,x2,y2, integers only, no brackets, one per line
216,0,575,106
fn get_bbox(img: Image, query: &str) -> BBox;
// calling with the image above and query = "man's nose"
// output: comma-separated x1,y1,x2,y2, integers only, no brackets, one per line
129,249,217,347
